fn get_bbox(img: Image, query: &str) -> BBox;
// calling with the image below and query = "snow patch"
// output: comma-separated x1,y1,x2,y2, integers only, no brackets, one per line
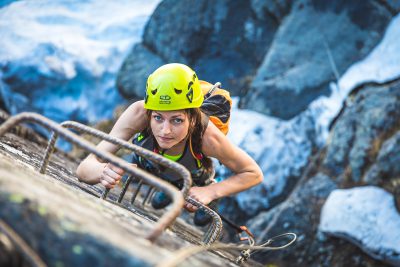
339,13,400,91
319,186,400,266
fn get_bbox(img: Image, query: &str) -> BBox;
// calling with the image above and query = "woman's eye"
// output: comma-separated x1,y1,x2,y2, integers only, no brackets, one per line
173,118,183,124
153,115,162,121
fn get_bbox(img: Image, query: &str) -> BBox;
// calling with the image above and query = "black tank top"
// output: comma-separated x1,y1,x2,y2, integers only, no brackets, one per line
131,130,213,188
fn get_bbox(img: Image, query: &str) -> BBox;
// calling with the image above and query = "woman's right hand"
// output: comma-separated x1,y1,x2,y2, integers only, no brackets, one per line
100,163,125,189
100,163,138,188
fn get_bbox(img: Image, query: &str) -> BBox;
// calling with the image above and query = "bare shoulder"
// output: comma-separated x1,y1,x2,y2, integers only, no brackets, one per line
202,122,236,159
125,100,146,117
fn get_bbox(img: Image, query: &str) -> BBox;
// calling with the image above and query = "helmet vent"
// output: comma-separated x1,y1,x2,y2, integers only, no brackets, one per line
174,88,182,94
151,89,157,95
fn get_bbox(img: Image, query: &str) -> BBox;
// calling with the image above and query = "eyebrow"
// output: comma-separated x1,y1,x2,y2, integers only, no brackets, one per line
153,112,185,119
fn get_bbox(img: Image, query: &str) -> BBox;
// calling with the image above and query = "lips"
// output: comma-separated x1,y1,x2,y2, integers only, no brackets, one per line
158,136,174,142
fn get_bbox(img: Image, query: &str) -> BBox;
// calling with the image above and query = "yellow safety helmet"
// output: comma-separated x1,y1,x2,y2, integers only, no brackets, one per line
144,63,203,110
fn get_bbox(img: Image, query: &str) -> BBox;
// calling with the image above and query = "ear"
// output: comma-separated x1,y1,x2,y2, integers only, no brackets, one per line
189,114,198,129
190,117,196,127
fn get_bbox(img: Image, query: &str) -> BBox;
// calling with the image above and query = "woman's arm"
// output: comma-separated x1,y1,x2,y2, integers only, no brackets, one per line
76,100,147,187
187,122,263,208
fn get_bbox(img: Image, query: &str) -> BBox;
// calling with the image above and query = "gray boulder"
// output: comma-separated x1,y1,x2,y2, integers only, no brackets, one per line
323,79,400,197
386,0,400,11
116,43,164,99
364,131,400,193
241,0,395,119
118,0,285,97
247,172,353,266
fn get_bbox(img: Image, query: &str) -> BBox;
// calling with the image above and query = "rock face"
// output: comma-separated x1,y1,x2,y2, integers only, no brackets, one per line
323,79,400,203
216,107,318,221
244,78,400,266
117,0,398,119
117,0,285,98
117,44,164,99
248,172,338,265
364,131,400,208
0,129,262,267
241,0,395,119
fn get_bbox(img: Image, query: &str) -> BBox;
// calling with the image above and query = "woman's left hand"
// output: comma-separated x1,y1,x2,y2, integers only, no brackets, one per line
184,186,216,212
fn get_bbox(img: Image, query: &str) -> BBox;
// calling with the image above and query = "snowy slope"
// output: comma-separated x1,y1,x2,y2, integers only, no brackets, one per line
0,0,160,123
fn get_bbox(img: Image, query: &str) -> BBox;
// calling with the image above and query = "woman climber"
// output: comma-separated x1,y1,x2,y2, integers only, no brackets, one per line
76,63,263,226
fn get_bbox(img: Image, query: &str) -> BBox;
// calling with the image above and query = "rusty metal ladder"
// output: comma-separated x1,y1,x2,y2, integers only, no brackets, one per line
0,112,223,244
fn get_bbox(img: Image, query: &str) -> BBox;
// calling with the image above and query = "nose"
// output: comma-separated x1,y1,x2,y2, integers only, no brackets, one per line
161,121,172,135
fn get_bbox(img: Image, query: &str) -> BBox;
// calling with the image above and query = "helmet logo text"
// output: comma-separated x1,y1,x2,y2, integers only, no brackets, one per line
159,95,171,104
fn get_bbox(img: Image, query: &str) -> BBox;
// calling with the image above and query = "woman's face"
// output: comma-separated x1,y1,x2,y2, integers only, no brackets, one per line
150,110,190,150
